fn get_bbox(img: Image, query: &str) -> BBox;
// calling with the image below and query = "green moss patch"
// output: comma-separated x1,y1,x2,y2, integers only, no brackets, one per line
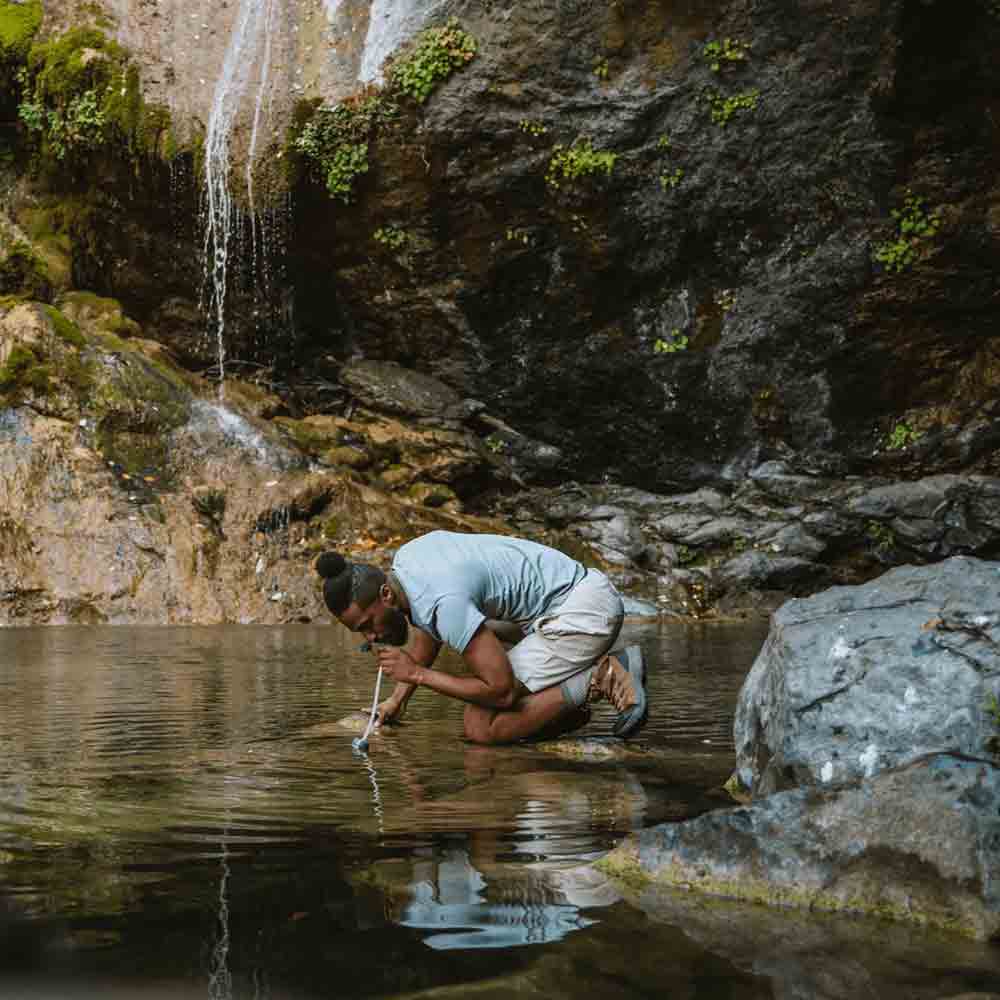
57,290,141,338
0,0,42,64
42,304,85,347
17,25,176,165
594,846,651,891
0,239,52,301
0,341,50,399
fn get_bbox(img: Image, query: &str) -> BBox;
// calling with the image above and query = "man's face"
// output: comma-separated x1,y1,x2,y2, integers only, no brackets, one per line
338,588,408,646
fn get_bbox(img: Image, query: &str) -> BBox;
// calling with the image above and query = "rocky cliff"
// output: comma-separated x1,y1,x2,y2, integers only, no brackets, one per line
1,0,999,620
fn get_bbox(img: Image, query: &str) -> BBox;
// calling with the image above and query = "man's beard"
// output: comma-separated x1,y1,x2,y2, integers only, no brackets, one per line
379,607,409,646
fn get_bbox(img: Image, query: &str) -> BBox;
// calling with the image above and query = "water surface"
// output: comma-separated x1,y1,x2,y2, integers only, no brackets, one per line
1,622,997,999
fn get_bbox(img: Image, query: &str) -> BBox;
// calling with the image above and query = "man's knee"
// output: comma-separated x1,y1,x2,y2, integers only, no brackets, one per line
463,704,500,745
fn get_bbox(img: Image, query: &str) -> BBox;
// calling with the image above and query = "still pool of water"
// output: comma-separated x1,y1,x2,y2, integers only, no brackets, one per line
1,622,998,1000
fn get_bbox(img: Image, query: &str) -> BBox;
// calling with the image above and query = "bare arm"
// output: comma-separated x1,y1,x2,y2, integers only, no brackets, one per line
376,624,518,710
377,625,441,722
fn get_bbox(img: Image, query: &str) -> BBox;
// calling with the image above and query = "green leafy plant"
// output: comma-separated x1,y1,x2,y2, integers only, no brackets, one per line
391,18,477,104
866,521,895,553
703,37,749,72
518,118,547,137
660,167,683,190
676,544,697,566
886,421,923,451
373,225,410,251
985,691,1000,755
706,88,760,126
545,139,617,190
716,289,737,312
505,227,532,246
657,134,671,151
985,691,1000,728
653,330,689,353
484,433,508,454
291,94,396,203
593,56,610,80
872,189,941,274
325,142,368,201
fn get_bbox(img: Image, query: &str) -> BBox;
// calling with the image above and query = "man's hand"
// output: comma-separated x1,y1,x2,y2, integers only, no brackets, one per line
375,694,405,725
376,645,422,685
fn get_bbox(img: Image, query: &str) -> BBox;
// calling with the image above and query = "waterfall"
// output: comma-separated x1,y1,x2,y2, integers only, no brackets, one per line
201,0,280,387
183,399,298,470
245,0,278,283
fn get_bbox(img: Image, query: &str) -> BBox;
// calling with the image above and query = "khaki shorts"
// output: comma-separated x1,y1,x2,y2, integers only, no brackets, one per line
502,569,624,694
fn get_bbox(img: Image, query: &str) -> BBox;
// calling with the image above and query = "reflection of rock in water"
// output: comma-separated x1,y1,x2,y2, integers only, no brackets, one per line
614,883,1000,1000
393,847,605,950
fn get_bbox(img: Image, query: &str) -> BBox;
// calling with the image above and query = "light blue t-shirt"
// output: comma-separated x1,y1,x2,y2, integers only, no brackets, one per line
390,531,586,653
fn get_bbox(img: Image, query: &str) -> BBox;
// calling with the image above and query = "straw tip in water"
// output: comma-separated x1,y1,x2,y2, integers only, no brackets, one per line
352,737,369,752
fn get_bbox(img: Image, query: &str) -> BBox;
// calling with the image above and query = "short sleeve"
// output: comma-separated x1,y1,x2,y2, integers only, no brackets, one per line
431,594,486,653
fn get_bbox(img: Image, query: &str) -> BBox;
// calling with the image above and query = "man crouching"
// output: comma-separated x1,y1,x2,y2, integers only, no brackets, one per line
317,530,648,745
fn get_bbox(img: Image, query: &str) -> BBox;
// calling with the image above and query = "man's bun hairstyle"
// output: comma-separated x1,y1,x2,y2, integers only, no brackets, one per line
315,552,347,580
315,551,384,615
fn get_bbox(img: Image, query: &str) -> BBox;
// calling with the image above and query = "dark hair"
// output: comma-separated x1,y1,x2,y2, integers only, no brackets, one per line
315,551,384,614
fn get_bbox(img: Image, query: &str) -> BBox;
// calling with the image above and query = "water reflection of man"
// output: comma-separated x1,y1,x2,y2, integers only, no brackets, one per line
315,531,648,744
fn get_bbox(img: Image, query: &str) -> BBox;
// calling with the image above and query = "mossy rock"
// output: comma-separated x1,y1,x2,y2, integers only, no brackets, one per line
0,301,192,480
0,0,42,65
0,239,52,302
86,334,192,477
274,414,345,456
0,302,78,407
322,444,371,469
0,340,50,396
57,290,141,338
18,24,176,166
406,481,458,508
19,215,72,293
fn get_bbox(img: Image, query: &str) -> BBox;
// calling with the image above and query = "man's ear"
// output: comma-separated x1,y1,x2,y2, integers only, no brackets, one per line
380,583,394,605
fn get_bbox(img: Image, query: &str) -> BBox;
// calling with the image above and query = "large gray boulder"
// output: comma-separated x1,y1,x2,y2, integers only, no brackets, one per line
734,556,1000,798
599,558,1000,939
601,752,1000,941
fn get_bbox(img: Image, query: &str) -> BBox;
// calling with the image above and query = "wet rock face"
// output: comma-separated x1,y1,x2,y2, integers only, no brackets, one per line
13,0,1000,498
289,0,1000,492
733,556,1000,798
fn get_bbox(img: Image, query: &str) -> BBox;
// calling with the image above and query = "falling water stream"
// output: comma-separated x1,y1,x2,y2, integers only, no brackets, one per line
201,0,280,387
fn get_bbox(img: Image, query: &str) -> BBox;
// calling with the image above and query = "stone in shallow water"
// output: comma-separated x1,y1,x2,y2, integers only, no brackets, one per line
535,737,631,760
291,713,381,737
335,711,379,735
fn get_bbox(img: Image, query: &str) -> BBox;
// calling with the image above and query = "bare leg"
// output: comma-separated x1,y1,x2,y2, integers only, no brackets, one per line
463,685,585,745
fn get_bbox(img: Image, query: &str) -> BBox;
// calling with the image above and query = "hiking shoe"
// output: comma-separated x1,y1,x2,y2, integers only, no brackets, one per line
612,645,648,738
589,645,648,738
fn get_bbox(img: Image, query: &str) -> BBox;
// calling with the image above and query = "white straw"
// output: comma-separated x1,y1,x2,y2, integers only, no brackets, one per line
358,667,383,745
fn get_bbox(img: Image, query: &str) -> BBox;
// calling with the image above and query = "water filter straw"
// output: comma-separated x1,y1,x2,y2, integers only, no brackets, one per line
353,666,383,753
